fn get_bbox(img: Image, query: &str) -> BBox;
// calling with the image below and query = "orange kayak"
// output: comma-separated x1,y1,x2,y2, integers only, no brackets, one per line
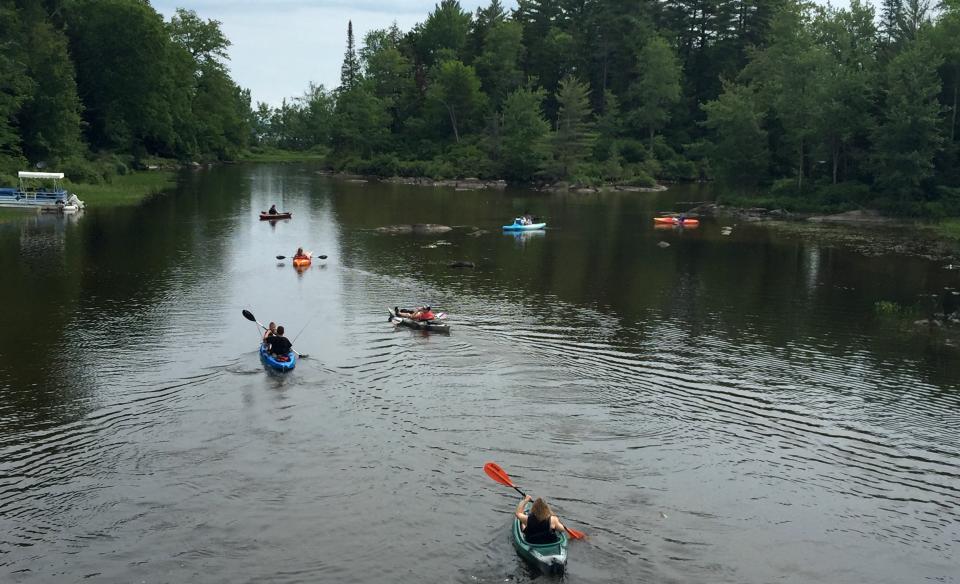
654,217,699,226
292,255,311,267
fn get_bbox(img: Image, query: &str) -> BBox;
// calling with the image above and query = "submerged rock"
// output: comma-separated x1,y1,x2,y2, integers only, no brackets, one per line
375,224,453,235
449,260,475,268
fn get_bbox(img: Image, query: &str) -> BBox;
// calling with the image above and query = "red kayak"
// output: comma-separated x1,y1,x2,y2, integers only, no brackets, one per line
260,211,292,220
654,216,699,226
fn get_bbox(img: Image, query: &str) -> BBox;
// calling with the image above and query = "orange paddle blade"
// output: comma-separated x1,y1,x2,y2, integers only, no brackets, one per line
483,462,515,487
566,527,587,540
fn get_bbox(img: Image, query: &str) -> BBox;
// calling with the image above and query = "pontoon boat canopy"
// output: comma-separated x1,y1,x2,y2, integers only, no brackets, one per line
19,172,65,179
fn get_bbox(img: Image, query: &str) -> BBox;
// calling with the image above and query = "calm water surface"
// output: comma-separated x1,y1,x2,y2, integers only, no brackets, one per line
1,164,958,583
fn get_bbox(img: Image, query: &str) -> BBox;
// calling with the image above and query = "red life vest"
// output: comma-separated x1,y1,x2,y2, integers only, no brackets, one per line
415,310,435,321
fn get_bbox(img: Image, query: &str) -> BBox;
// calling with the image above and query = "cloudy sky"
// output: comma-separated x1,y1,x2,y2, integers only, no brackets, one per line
153,1,519,106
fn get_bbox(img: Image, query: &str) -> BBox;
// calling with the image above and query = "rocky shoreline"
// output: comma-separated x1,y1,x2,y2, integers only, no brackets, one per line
316,170,667,193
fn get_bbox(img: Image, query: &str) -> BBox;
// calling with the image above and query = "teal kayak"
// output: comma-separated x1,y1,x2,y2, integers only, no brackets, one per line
503,221,546,231
259,343,296,372
512,504,568,575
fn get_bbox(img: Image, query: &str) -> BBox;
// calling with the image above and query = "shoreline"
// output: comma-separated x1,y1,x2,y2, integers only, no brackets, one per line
316,170,668,193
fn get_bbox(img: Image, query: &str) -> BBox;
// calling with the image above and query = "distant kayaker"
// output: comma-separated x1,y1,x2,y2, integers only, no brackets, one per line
515,495,569,544
267,325,293,357
268,204,278,215
522,211,534,225
263,321,277,342
294,247,310,259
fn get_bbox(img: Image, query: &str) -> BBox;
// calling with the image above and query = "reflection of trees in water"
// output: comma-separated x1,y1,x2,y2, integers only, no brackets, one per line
331,184,960,393
0,166,249,429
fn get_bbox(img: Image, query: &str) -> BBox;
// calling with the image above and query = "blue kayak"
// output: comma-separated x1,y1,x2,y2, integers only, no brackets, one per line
259,344,296,372
503,221,547,231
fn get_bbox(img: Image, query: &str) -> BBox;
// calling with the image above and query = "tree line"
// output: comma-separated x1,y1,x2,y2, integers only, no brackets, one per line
4,0,960,216
0,0,250,185
253,0,960,215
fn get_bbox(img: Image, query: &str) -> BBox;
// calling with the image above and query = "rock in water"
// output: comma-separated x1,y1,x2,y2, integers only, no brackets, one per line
657,241,671,248
449,261,475,268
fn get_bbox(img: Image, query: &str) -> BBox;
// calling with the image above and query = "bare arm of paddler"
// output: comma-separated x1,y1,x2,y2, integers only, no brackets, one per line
550,515,569,534
515,494,532,526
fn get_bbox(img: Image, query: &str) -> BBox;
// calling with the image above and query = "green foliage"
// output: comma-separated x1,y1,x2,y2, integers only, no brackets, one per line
871,38,944,198
703,82,770,185
426,59,486,143
628,35,681,147
550,75,595,180
499,86,550,181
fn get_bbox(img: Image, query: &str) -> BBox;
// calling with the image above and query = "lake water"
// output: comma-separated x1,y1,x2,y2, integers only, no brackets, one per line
1,164,958,583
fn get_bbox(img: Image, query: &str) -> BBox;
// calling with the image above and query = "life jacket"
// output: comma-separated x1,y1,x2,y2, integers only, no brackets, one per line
523,514,558,544
415,310,435,321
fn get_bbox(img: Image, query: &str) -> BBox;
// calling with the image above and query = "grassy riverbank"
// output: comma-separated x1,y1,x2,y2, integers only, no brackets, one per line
68,171,176,207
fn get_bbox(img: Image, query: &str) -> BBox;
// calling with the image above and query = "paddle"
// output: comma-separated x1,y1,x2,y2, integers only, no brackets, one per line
276,254,328,260
483,462,587,540
241,309,308,358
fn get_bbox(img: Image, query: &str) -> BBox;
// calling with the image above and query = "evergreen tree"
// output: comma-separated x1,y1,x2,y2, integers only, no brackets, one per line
341,20,362,91
499,86,550,181
550,74,595,179
703,81,769,185
871,39,944,200
16,7,82,163
628,36,681,150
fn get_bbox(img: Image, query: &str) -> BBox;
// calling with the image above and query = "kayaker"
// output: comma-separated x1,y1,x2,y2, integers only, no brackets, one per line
515,495,569,544
396,306,435,321
293,247,310,260
263,321,277,342
522,211,534,225
267,325,293,358
268,204,278,215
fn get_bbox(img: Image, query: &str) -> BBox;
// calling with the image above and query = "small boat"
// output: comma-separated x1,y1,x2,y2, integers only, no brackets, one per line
260,211,292,220
503,220,547,231
654,216,699,226
292,254,312,268
1,172,84,212
259,343,296,372
513,503,568,575
388,310,450,334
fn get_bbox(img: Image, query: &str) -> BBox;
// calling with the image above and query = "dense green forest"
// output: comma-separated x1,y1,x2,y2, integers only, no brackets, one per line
0,0,250,185
4,0,960,216
254,0,960,215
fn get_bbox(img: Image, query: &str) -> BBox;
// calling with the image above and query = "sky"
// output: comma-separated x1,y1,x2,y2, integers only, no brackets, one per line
153,1,519,106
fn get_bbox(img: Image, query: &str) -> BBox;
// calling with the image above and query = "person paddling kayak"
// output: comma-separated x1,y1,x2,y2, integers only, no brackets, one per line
395,306,435,321
266,325,293,359
268,204,278,215
515,495,570,544
263,321,277,341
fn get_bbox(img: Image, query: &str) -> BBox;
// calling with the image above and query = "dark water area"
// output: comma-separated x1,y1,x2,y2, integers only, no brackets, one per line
1,164,958,583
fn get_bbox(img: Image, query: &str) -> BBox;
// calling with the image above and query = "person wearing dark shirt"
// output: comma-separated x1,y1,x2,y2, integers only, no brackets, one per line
268,204,278,214
267,325,293,357
515,495,571,544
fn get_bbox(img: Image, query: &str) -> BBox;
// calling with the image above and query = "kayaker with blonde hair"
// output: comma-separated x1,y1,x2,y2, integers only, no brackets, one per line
515,494,569,544
263,321,276,341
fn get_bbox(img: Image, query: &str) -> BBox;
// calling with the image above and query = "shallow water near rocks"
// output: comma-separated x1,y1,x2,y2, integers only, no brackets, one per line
0,164,958,583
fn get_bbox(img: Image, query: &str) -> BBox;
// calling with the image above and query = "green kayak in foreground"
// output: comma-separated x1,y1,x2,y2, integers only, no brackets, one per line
512,503,568,575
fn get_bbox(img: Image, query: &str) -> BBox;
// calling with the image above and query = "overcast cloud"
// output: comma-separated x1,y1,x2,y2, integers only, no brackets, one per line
153,1,519,106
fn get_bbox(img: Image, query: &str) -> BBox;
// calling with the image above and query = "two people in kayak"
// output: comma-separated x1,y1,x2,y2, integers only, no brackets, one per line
515,495,570,544
517,211,535,226
262,321,293,359
394,306,435,321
